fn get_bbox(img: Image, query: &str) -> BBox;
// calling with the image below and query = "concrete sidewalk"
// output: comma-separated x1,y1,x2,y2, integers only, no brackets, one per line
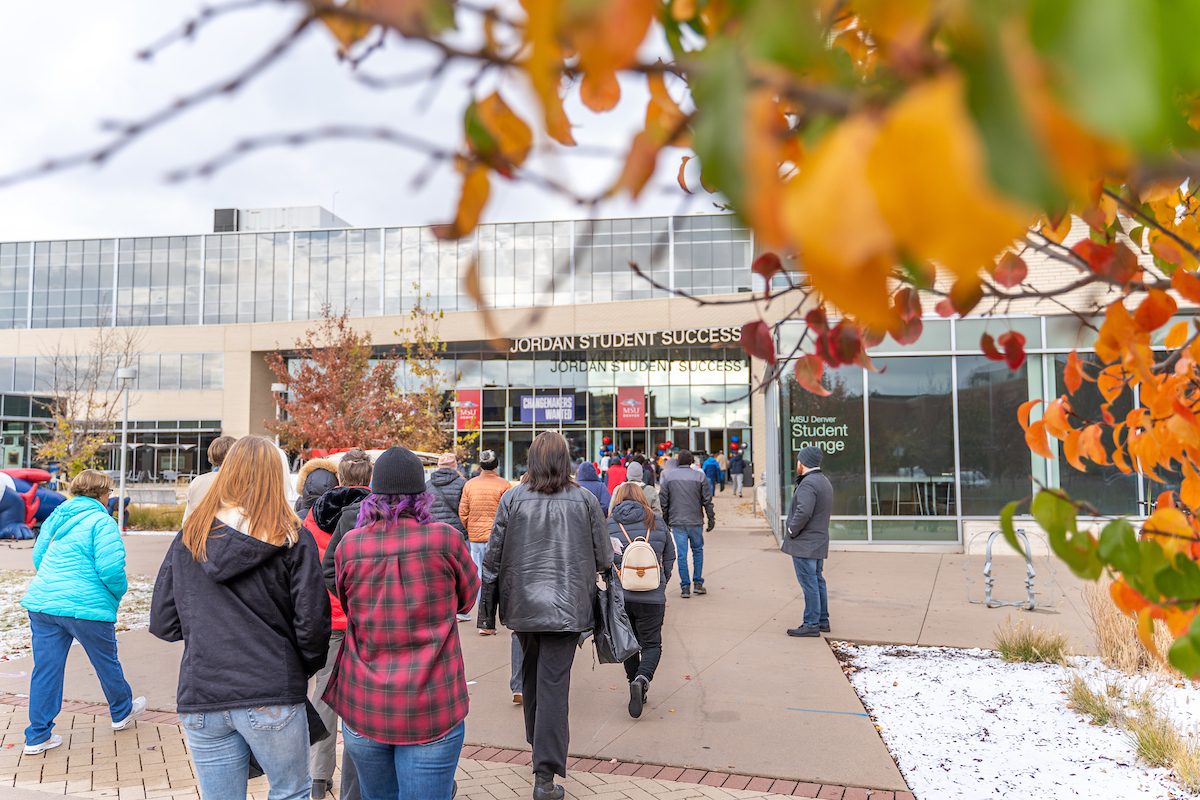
0,492,1097,793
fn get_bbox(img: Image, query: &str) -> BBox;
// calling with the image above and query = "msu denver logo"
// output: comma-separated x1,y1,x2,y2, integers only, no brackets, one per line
620,398,641,407
459,400,479,409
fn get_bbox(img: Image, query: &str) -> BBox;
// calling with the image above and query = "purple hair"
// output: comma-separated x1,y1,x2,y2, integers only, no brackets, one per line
356,491,435,529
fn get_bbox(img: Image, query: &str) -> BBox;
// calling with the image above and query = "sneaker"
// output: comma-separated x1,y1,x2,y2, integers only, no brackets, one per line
23,734,62,755
787,625,821,638
693,584,707,596
680,586,691,599
456,613,472,622
479,628,498,636
628,676,648,719
513,692,523,705
820,623,831,633
533,774,565,800
311,778,331,799
113,696,146,730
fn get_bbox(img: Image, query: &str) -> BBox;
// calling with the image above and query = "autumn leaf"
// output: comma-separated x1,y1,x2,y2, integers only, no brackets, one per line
1064,351,1085,394
993,252,1028,288
520,0,576,146
981,333,1003,362
472,93,534,175
677,155,693,193
1025,420,1054,460
611,131,660,199
793,355,831,396
1133,288,1177,332
739,321,776,364
949,278,983,314
1173,269,1200,303
1165,321,1191,349
867,75,1033,284
752,252,783,284
572,0,655,112
435,164,490,240
782,116,895,328
998,330,1026,369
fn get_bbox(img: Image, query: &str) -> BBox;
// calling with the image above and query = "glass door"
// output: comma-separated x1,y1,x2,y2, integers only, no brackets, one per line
690,428,709,454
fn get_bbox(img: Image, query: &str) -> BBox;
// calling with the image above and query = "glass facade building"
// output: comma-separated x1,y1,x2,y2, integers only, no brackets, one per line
766,314,1181,546
0,214,755,329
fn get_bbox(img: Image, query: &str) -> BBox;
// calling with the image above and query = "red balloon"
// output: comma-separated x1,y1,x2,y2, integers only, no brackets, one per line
602,436,612,445
664,440,673,448
730,442,739,450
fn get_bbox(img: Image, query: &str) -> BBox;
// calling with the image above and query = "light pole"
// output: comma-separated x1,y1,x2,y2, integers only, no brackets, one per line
115,366,137,534
271,383,288,448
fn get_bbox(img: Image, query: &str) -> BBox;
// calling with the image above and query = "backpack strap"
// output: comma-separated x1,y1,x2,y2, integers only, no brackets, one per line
617,522,633,545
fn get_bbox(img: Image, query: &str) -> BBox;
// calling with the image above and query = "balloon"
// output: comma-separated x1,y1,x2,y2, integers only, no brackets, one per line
664,440,673,448
730,442,739,450
602,436,612,445
731,435,739,443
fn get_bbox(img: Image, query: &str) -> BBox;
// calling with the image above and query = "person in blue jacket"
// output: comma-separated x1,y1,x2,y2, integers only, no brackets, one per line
20,469,145,756
701,453,721,497
575,462,611,515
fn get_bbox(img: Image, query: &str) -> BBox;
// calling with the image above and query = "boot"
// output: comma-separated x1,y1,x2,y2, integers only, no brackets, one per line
628,676,648,719
533,773,565,800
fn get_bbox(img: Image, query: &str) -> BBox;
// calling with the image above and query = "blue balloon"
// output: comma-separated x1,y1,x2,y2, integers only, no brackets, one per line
731,435,740,443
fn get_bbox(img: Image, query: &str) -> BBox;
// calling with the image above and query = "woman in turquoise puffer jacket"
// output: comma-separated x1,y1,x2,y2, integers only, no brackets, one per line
20,469,144,756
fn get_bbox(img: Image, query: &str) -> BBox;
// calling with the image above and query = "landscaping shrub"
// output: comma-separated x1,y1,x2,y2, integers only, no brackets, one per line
1066,675,1117,726
127,504,184,531
1126,707,1177,769
993,618,1068,665
1084,581,1176,675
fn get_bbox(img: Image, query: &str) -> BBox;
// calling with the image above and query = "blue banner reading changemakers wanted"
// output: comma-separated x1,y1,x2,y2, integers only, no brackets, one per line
519,395,576,423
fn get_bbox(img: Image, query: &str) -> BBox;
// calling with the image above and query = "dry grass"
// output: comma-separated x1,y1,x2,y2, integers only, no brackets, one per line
1067,674,1119,726
127,504,183,531
994,618,1069,665
1083,581,1177,676
1126,707,1179,768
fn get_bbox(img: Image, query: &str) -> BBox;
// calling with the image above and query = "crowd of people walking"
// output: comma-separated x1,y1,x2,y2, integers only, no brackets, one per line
19,432,829,800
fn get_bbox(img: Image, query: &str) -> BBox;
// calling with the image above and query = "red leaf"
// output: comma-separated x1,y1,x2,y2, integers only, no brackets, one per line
893,287,922,321
890,315,924,345
981,333,1004,362
793,355,831,396
805,307,829,334
752,252,783,283
994,252,1028,288
998,330,1026,369
827,321,866,366
1072,239,1115,273
934,298,956,318
739,321,776,364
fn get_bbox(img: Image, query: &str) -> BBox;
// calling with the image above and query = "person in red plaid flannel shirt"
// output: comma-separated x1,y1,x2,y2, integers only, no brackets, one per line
324,447,480,800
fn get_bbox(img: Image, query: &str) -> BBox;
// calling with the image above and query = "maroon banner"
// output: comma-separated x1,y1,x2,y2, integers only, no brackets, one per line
616,386,646,429
456,389,481,431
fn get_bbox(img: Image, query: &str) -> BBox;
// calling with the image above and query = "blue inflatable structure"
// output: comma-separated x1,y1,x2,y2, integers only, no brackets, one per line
0,469,67,540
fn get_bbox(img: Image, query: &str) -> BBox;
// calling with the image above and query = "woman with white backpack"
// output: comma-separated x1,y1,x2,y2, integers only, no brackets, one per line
607,483,676,719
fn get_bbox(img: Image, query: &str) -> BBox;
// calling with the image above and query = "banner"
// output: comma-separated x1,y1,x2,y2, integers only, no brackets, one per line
616,386,645,429
455,389,481,430
520,394,576,423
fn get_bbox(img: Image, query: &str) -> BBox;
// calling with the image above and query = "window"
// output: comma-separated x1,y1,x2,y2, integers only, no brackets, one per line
785,366,866,516
957,356,1039,514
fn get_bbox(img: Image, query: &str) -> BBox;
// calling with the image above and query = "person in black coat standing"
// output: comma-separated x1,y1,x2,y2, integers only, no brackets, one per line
783,446,834,638
607,483,674,720
479,432,612,800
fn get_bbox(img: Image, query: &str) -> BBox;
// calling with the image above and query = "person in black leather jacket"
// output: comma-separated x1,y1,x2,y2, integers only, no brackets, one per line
478,432,611,800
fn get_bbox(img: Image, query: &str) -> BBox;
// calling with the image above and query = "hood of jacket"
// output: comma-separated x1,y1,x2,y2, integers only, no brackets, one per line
312,486,370,533
199,522,288,585
611,499,649,526
47,495,106,535
296,458,338,498
576,463,600,483
429,467,462,487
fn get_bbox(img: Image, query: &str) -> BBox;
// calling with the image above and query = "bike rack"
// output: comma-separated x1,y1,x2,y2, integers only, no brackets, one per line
983,528,1037,610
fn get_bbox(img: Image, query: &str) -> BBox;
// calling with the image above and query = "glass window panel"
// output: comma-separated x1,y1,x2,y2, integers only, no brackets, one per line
179,354,203,390
956,318,1043,350
868,356,956,516
831,520,868,541
956,356,1037,514
868,320,952,353
872,519,958,541
785,365,866,515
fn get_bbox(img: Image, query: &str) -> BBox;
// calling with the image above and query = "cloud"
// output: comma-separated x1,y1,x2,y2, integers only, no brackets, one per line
0,1,713,241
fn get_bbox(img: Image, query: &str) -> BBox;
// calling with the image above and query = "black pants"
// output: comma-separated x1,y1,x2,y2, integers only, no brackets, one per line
622,601,665,683
516,631,578,779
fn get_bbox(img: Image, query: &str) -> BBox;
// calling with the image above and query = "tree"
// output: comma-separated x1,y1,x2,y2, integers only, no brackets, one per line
16,2,1200,671
37,327,142,478
266,304,455,454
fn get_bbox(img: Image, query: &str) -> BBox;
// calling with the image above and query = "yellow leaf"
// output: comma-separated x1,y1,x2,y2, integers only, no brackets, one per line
1137,608,1160,661
782,116,895,328
646,71,688,146
611,131,660,200
867,75,1034,282
520,0,576,146
1144,507,1193,558
318,8,374,50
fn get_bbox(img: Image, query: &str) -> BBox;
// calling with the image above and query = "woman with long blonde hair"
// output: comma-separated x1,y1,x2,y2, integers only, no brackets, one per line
150,436,331,800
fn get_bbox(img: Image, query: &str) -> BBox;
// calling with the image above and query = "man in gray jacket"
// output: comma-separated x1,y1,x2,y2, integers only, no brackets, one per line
659,450,716,598
783,446,833,637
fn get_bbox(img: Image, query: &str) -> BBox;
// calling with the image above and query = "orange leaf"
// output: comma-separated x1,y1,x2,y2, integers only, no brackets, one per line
1144,507,1194,558
1137,608,1160,661
1165,321,1191,349
671,0,696,20
520,0,576,146
1040,214,1074,244
435,165,490,240
1173,269,1200,303
1110,580,1147,616
677,155,693,193
611,131,660,200
1062,429,1085,471
1079,424,1108,465
1025,420,1054,460
1017,398,1042,430
1042,397,1073,439
949,278,983,315
475,92,534,172
1064,351,1085,394
574,0,655,112
794,355,831,396
1133,288,1177,332
1181,462,1200,512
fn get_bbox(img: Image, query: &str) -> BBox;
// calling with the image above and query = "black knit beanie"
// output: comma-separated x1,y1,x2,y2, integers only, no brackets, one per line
371,447,427,494
798,446,824,469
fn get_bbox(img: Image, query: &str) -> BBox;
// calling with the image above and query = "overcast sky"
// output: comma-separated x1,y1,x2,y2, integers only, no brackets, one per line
0,1,710,241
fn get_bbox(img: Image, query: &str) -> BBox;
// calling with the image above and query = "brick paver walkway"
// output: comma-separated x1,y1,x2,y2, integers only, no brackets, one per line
0,700,908,800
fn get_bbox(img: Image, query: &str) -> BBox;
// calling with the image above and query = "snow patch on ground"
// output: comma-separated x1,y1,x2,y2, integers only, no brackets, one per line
838,642,1200,800
0,570,155,662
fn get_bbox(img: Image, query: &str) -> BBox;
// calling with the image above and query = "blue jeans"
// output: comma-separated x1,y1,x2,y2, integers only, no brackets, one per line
672,526,704,589
343,721,465,800
26,611,133,746
511,632,524,694
469,541,488,611
792,557,829,628
181,705,310,800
